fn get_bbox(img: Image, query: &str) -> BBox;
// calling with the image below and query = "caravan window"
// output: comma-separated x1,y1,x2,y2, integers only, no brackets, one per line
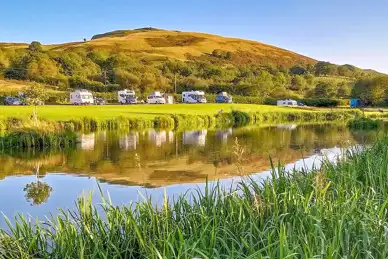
288,101,293,105
82,95,90,99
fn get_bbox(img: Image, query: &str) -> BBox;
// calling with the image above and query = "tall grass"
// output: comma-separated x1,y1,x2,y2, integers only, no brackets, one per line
1,137,387,258
0,129,77,148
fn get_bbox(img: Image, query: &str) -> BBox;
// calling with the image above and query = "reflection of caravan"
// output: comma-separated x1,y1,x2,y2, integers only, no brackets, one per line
183,130,208,146
182,91,207,103
78,133,95,150
118,89,137,104
70,89,94,105
277,124,297,130
216,128,232,144
119,132,139,150
148,130,167,147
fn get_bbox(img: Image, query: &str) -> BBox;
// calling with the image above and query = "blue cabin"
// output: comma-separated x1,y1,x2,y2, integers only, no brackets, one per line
350,99,361,108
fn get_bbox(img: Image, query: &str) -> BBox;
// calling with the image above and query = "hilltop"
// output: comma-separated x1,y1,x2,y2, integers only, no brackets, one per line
0,28,386,105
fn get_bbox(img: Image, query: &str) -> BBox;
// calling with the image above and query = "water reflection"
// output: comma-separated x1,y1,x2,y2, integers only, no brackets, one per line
0,124,384,189
0,123,385,225
183,130,208,146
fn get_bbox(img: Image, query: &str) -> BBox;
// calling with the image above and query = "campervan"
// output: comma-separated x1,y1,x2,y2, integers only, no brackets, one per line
182,91,207,103
70,89,94,105
277,99,298,106
215,92,232,103
147,91,166,104
118,89,137,104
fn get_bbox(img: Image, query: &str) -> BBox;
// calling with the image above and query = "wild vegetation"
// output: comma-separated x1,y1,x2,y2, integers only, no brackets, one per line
0,136,387,258
347,117,383,130
0,28,386,105
0,104,364,131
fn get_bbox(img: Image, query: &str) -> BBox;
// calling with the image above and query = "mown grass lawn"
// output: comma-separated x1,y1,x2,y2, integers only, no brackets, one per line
0,104,313,121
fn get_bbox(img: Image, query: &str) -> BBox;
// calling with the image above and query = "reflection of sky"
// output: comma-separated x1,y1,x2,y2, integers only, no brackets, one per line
0,146,346,228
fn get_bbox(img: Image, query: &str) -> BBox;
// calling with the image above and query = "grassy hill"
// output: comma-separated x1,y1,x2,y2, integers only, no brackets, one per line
0,28,385,104
62,28,316,67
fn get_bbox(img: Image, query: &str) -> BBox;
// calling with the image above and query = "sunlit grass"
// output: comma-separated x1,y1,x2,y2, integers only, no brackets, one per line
0,104,348,120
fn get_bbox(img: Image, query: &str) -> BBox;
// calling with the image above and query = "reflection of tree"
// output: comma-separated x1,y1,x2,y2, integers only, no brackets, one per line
23,164,52,206
24,181,52,206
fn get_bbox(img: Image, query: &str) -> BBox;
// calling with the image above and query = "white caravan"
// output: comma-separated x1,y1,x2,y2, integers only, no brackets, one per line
277,99,298,106
147,91,166,104
118,89,137,104
70,89,94,105
182,91,207,103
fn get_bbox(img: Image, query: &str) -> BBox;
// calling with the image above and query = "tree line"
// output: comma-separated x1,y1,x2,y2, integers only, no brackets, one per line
0,41,386,105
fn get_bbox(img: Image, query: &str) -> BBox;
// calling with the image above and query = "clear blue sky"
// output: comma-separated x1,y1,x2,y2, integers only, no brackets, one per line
1,0,388,72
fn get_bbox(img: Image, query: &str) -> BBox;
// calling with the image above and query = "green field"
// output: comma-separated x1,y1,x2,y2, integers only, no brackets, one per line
0,104,314,120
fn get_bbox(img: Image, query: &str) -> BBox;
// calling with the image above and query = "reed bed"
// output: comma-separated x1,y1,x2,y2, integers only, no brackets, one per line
0,129,77,149
348,117,383,130
0,137,387,258
1,106,362,131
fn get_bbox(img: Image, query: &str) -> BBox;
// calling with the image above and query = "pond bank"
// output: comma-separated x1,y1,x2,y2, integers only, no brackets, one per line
1,137,387,258
1,105,363,131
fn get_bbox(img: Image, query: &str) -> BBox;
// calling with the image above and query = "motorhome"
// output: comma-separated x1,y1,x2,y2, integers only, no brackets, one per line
70,89,94,105
147,91,166,104
182,91,207,103
118,89,137,104
277,99,298,106
215,92,232,103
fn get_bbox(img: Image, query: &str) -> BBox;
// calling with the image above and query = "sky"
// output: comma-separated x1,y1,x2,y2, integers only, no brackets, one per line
1,0,388,72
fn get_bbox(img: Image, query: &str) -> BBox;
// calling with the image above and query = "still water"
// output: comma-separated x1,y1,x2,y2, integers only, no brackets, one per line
0,123,384,226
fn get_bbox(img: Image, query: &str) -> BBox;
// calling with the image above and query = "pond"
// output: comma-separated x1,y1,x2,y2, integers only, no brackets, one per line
0,123,384,227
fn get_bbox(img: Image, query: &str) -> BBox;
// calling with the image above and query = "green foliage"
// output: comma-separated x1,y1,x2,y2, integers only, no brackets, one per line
352,76,388,106
0,41,383,102
28,41,43,52
23,83,49,106
24,181,52,206
0,129,77,148
301,98,340,107
348,117,382,130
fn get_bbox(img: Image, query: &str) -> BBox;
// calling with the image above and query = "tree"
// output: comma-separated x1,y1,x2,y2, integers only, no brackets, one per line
351,77,388,105
225,51,233,60
23,163,52,206
289,65,306,75
23,84,49,124
336,82,351,98
313,82,336,98
290,75,306,91
314,61,337,76
24,181,52,206
114,69,140,89
28,41,43,52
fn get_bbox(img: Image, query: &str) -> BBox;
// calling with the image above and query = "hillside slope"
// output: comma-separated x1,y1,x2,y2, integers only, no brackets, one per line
2,28,316,67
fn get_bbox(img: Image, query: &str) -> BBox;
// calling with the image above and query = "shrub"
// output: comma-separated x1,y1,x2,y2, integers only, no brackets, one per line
347,118,382,130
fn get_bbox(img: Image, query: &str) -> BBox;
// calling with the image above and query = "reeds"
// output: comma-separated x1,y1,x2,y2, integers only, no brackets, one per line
1,109,364,132
0,129,77,149
1,137,387,258
348,117,382,130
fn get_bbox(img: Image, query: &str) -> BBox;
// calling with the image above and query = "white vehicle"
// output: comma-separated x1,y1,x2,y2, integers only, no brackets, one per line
277,99,298,106
147,91,166,104
118,89,137,104
182,91,207,104
70,89,94,105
